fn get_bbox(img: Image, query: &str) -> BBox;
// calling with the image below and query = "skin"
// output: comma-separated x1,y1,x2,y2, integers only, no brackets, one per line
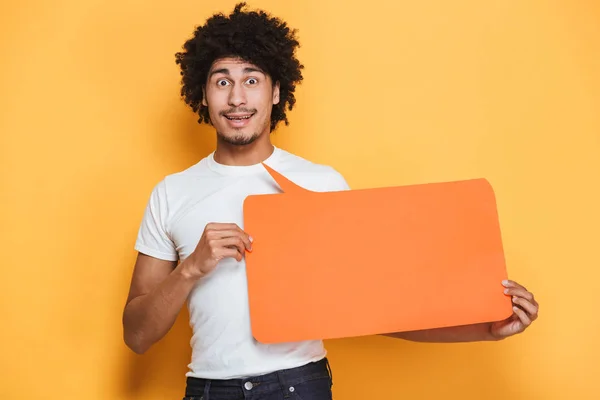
202,57,280,166
122,58,539,354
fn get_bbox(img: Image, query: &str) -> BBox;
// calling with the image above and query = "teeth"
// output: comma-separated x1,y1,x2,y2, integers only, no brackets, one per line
226,115,251,120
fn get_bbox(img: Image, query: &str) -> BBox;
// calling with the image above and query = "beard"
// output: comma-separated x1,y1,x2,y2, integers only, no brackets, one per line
216,130,261,146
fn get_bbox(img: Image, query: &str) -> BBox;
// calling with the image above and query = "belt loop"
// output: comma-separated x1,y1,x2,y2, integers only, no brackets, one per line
202,379,211,400
276,370,291,398
325,358,333,387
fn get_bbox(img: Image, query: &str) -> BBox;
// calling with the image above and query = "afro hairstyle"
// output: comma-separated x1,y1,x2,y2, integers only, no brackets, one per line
174,2,304,132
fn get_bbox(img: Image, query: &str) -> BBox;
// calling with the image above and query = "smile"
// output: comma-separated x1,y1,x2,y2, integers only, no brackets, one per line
224,114,254,120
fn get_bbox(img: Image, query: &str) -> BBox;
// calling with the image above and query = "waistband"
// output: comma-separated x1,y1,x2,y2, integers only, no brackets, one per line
185,357,332,398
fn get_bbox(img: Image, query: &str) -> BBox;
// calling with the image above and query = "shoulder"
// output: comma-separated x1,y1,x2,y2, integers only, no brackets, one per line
144,157,213,205
273,148,350,192
161,156,215,190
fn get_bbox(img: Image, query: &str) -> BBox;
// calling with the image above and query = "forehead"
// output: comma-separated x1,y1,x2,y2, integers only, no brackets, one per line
208,57,266,76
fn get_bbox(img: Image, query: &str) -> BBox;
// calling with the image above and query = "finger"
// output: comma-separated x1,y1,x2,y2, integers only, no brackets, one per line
214,237,246,256
504,287,534,302
229,231,252,251
206,225,252,250
230,225,253,248
206,222,241,231
206,230,252,250
512,296,538,319
512,305,532,327
502,279,527,292
237,230,252,251
214,246,243,262
207,229,243,239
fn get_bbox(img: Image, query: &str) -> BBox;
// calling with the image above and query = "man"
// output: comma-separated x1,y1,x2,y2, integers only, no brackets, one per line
122,3,539,399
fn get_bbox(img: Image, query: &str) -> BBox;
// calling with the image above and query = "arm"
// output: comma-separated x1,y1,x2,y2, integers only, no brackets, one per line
122,253,195,354
382,322,497,343
382,280,539,343
122,223,253,354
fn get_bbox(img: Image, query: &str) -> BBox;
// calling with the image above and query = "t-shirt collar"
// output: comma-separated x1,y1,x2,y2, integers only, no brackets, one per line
207,145,281,176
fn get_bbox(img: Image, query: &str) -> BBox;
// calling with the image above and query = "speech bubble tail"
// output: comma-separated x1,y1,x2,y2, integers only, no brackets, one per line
261,163,306,194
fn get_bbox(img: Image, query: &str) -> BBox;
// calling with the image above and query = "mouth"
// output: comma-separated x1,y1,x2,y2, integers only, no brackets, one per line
224,113,254,121
223,113,255,128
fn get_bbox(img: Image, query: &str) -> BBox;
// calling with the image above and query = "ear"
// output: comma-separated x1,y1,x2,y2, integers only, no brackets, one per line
202,85,208,107
272,81,280,105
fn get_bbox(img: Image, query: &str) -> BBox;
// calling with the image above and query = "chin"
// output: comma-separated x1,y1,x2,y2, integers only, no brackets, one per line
217,131,261,146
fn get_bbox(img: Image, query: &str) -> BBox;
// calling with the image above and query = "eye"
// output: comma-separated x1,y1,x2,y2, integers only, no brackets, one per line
246,78,258,85
217,79,230,87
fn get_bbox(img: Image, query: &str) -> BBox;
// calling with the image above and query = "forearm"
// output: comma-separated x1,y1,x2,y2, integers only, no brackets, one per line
382,322,500,343
123,259,198,353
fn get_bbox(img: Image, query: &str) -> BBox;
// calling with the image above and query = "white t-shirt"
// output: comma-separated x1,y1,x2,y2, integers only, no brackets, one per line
134,146,350,379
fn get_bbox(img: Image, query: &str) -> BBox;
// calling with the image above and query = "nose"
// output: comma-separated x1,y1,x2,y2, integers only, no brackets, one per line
228,83,247,107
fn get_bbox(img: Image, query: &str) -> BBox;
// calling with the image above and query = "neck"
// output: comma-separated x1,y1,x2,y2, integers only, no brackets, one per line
213,134,274,166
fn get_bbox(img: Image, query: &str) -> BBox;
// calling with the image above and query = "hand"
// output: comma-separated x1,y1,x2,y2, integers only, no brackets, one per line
490,280,539,340
185,223,253,279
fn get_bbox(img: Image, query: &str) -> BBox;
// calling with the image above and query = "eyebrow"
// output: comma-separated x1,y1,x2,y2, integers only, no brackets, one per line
208,67,265,79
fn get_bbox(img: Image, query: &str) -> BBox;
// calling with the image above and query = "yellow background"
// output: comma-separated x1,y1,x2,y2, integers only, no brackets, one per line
1,0,598,398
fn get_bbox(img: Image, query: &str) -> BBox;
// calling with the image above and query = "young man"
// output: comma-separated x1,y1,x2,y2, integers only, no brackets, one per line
122,3,539,399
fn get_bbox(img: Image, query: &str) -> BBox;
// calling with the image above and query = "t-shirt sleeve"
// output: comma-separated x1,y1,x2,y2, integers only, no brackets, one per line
326,168,351,191
134,179,179,261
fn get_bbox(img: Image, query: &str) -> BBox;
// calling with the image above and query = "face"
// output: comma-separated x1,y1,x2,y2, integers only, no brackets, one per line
203,57,280,146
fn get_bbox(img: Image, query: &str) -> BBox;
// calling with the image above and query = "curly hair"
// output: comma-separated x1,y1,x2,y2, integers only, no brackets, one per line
174,2,304,132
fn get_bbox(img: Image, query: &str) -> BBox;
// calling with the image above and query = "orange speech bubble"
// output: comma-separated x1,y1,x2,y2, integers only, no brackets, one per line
243,164,513,344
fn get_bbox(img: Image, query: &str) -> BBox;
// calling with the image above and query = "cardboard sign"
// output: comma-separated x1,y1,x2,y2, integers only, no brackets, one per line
243,164,513,343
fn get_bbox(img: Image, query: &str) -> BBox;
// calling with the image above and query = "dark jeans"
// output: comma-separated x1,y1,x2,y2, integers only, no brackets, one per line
183,357,333,400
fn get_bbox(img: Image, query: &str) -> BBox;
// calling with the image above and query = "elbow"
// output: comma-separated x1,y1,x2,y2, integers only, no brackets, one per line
122,316,152,354
130,344,149,355
122,307,150,354
124,330,151,354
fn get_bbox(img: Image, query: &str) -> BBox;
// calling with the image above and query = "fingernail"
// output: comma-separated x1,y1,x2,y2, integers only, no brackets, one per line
504,289,509,294
502,280,509,285
249,236,254,243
